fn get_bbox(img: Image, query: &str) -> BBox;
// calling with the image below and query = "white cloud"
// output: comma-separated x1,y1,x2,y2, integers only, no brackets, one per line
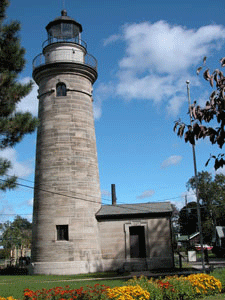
27,198,34,206
103,34,122,46
136,189,155,199
20,198,33,207
180,189,197,204
101,190,111,197
99,21,225,117
0,198,15,221
16,77,38,116
0,148,33,178
171,189,197,210
161,155,182,169
93,82,115,120
215,166,225,175
119,22,225,74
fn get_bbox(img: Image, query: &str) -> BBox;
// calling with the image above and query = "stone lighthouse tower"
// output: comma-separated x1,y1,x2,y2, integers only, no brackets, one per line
31,10,102,274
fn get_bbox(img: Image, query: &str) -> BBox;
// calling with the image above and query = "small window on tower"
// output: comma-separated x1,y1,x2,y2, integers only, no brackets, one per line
56,82,67,96
56,225,69,241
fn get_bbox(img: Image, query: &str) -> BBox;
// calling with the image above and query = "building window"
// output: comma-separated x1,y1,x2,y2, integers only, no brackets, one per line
56,225,69,241
56,82,67,96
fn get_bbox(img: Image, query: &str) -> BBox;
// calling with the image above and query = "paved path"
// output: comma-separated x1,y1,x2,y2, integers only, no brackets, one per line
189,257,225,270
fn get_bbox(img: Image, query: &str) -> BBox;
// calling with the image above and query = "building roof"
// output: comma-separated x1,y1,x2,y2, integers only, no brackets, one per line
46,10,83,33
96,202,173,219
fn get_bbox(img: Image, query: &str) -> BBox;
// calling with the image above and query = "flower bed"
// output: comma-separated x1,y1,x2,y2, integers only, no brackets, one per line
24,284,109,300
1,273,223,300
0,298,18,300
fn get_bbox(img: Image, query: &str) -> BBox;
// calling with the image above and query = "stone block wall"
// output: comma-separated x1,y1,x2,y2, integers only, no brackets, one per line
98,217,174,271
31,62,102,274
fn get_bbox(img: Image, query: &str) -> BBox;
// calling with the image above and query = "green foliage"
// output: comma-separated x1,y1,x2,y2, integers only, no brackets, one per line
179,171,225,243
0,216,32,257
127,275,195,300
179,201,198,236
0,158,16,190
127,276,164,300
211,267,225,293
0,276,123,299
157,277,195,300
186,273,222,296
174,57,225,170
0,272,224,299
121,274,221,299
0,0,38,191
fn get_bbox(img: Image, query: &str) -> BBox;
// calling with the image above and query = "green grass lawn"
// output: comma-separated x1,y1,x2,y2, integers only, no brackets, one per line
201,295,225,300
0,274,126,299
1,271,225,300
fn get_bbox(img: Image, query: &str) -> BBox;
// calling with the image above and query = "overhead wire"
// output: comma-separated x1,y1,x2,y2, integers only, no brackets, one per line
0,177,173,216
5,174,188,204
2,175,223,217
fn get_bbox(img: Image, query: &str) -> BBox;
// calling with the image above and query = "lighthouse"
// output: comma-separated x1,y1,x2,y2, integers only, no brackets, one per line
31,10,102,275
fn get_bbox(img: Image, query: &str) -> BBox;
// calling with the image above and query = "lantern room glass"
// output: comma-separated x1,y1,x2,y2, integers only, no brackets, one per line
47,22,80,43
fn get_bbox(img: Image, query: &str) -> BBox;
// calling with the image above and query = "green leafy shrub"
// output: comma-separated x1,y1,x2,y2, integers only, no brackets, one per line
0,298,18,300
186,273,222,296
211,268,225,292
127,276,163,300
156,276,195,300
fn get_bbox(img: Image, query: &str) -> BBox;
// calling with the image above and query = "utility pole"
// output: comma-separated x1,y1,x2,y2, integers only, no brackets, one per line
185,195,190,248
186,80,206,272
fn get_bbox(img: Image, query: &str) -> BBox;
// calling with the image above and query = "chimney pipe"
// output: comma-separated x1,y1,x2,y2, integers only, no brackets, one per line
111,184,117,205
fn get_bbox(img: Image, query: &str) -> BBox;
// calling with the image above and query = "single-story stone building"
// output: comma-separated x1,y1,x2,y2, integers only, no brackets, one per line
96,201,174,271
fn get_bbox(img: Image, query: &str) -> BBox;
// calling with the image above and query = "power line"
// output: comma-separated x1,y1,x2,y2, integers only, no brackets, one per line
2,175,225,217
0,178,172,215
12,176,113,204
5,174,189,205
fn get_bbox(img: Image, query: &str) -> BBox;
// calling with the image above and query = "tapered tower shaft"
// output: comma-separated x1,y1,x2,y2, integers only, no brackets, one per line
31,10,102,275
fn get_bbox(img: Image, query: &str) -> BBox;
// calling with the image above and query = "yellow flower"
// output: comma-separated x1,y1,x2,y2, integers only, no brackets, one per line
106,285,150,300
186,273,222,295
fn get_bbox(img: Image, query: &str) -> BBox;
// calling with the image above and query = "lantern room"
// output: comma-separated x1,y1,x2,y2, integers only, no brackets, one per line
45,10,83,44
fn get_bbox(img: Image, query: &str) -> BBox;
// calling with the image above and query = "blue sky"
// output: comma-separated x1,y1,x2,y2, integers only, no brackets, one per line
1,0,225,222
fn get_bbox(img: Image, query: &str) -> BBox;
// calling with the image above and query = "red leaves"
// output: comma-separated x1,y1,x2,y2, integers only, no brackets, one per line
220,57,225,67
197,66,202,75
203,69,210,81
206,154,225,170
174,57,225,170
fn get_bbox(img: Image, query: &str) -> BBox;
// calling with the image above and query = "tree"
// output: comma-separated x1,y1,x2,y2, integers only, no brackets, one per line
174,57,225,170
184,171,225,243
171,204,180,234
179,201,198,236
0,0,38,190
0,215,32,259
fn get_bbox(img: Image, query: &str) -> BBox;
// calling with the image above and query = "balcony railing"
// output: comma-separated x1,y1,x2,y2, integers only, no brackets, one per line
42,37,87,49
33,50,97,71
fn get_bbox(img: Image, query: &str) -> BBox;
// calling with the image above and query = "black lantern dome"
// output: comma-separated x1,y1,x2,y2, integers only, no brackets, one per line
46,10,83,42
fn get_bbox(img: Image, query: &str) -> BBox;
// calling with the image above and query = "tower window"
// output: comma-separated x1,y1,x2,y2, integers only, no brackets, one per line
56,82,67,96
56,225,69,241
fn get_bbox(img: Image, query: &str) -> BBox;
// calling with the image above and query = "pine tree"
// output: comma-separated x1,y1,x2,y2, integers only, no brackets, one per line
0,0,38,190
